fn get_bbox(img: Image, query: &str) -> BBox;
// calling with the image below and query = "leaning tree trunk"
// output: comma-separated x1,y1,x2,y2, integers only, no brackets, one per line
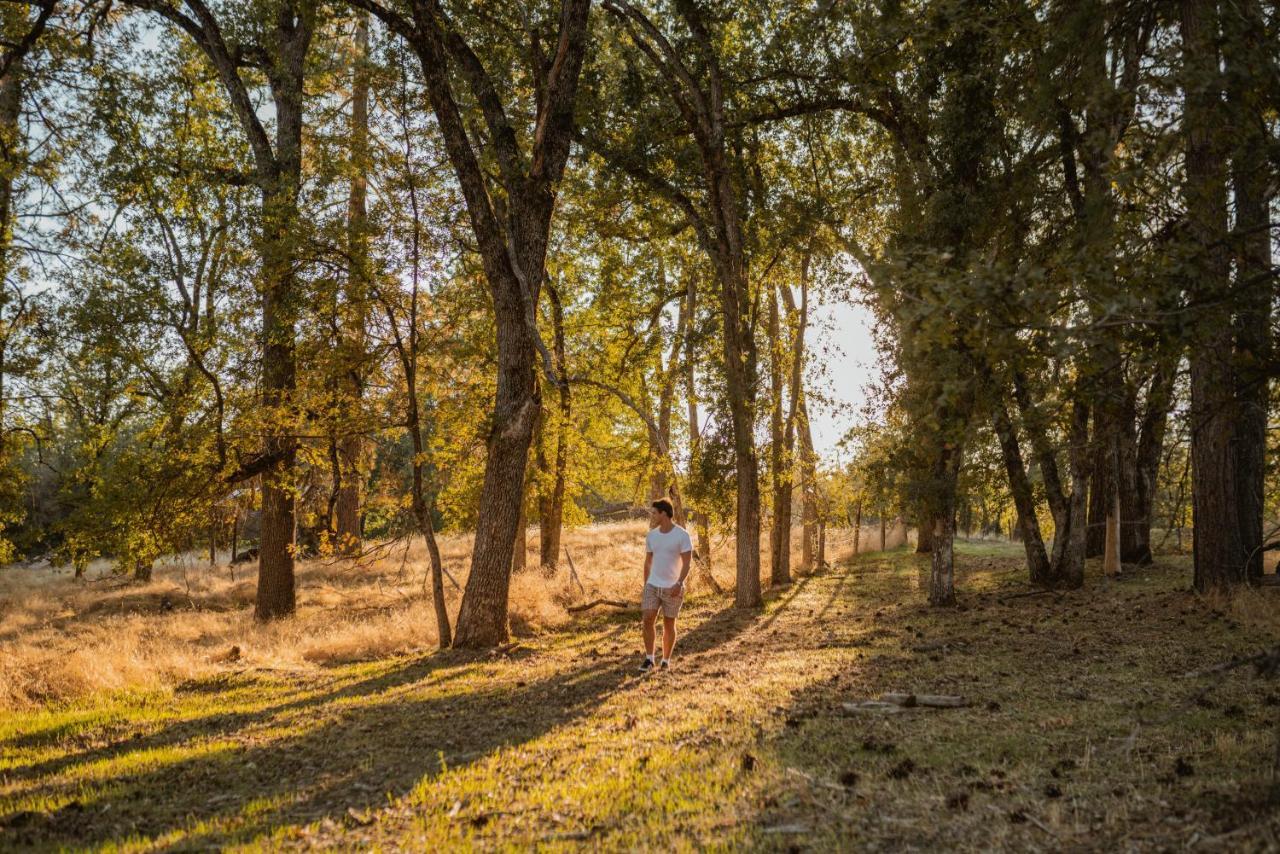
992,397,1055,586
408,384,451,648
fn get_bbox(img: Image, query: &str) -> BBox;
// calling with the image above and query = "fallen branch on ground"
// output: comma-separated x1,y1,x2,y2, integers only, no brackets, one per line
1181,645,1280,679
567,598,633,613
844,692,968,713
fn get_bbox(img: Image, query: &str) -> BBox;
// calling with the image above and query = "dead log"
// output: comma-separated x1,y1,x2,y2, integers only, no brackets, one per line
566,598,632,614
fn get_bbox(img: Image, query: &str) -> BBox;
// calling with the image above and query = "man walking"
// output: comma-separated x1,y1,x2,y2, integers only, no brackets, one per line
639,498,692,672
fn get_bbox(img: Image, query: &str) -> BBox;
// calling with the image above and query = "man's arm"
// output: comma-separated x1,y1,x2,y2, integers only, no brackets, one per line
643,551,653,585
672,549,692,594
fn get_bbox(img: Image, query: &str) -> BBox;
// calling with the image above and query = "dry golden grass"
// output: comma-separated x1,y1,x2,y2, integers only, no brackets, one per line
0,519,905,711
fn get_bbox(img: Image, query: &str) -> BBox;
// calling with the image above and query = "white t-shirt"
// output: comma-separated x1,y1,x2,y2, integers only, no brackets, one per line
645,524,693,588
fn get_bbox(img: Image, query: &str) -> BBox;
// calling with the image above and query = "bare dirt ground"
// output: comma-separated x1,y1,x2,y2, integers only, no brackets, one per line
2,541,1278,851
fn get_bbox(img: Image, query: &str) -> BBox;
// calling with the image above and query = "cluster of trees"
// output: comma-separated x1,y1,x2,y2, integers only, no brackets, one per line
0,0,1275,647
831,0,1278,605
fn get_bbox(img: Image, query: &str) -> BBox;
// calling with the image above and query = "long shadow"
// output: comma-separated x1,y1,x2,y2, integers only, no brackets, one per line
2,649,485,783
3,600,764,851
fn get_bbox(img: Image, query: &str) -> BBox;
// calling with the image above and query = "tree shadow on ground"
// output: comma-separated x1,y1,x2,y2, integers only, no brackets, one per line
3,599,768,850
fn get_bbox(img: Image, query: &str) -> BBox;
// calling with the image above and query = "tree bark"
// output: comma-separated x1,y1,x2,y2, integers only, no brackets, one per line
992,397,1054,585
1180,0,1248,592
512,482,528,574
915,519,934,554
682,278,720,595
538,283,570,572
335,11,371,557
928,446,960,607
1224,0,1273,584
351,0,592,646
1103,487,1121,576
768,286,790,586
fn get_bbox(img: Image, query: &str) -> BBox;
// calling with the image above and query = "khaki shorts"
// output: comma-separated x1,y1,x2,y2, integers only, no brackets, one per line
641,582,684,618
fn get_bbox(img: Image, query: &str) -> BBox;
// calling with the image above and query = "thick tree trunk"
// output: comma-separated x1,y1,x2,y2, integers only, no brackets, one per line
252,9,313,622
255,216,300,620
928,445,960,607
1224,0,1273,584
1180,0,1248,592
453,255,542,645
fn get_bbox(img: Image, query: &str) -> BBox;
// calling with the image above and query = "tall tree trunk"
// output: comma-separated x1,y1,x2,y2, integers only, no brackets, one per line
335,11,371,557
797,394,819,571
1180,0,1247,592
122,0,316,621
371,0,591,648
255,176,304,618
768,287,790,586
538,284,570,572
776,268,808,577
682,278,720,594
1103,487,1121,576
1224,0,1273,583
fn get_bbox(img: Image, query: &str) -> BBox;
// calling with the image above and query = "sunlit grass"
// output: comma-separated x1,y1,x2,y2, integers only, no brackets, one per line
2,539,1276,850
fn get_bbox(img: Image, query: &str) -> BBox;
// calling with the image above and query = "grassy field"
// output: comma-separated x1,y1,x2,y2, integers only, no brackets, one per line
2,539,1278,851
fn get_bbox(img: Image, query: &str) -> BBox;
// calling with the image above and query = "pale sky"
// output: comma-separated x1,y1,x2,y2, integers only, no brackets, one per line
806,298,881,464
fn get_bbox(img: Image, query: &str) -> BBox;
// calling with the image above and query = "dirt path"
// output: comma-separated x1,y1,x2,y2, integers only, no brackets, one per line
2,544,1278,851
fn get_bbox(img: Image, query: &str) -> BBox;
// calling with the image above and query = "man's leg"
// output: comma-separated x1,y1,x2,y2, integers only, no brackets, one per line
642,610,658,658
662,616,677,660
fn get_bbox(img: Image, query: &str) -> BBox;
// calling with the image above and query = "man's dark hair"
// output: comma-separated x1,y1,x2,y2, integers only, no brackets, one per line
651,498,674,519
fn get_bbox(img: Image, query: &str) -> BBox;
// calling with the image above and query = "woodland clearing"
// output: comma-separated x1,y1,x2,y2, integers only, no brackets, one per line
2,536,1278,851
